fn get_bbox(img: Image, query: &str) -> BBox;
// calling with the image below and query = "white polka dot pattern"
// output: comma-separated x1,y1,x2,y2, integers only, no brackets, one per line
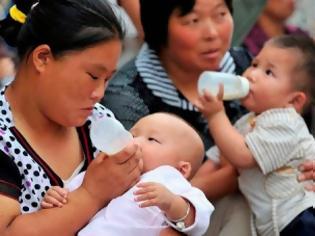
0,87,116,213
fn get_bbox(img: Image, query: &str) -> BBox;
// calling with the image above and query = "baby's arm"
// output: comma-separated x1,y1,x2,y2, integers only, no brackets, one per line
134,182,194,227
197,88,256,169
41,186,69,209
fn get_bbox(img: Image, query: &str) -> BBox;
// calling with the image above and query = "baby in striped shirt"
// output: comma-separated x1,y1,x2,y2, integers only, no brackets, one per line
197,35,315,236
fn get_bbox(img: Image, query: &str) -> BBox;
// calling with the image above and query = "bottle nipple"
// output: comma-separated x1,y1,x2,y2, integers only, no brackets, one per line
90,115,133,155
198,71,249,100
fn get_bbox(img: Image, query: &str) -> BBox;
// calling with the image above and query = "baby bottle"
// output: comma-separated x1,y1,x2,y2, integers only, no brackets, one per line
197,71,250,100
90,115,133,155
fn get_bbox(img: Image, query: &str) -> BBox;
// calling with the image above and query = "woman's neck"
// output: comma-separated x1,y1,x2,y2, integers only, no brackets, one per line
6,67,83,179
6,69,68,137
159,52,201,103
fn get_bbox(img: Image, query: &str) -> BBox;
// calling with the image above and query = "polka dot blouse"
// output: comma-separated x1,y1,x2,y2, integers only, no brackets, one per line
0,87,116,213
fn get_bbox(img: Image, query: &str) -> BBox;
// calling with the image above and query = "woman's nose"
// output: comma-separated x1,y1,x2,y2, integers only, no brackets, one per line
203,20,219,39
90,82,107,102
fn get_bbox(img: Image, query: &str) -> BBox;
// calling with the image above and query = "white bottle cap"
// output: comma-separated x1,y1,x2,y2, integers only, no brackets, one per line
90,116,133,155
197,71,249,100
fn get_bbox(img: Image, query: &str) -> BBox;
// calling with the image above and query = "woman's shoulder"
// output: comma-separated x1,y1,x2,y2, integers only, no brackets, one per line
229,47,252,74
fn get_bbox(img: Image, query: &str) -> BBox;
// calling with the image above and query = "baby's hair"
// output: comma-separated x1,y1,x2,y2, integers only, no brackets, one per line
267,35,315,109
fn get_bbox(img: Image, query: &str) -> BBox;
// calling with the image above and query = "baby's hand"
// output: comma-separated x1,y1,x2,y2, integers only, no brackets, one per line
196,85,225,120
134,182,176,212
41,186,69,209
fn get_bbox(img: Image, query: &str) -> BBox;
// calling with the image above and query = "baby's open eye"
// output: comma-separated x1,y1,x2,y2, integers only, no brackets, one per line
265,69,274,76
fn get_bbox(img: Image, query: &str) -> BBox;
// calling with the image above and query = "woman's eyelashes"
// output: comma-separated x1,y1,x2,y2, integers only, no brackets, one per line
87,72,111,82
87,72,99,80
213,9,228,22
181,13,199,26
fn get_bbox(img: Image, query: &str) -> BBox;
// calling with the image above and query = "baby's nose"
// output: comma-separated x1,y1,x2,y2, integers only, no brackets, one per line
244,72,257,83
133,136,143,145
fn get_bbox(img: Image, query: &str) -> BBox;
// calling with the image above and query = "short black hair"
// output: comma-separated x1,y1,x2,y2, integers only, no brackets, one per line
268,35,315,109
140,0,233,53
0,0,124,59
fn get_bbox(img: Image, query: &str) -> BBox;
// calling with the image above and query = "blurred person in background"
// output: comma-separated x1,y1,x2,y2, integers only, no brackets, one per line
103,0,315,235
0,0,13,19
242,0,314,136
0,36,16,87
243,0,309,56
108,0,143,67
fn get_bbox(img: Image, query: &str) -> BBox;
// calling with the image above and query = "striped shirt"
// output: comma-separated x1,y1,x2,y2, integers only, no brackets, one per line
135,44,237,111
208,107,315,236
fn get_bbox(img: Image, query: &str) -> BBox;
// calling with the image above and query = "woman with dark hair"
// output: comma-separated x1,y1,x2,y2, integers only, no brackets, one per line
0,0,143,235
103,0,252,235
102,0,315,235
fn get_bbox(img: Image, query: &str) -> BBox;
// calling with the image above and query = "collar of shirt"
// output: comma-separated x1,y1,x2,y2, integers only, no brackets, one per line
135,43,236,111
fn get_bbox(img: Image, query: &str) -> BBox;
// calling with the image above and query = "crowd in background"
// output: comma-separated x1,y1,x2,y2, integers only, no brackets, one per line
0,0,314,236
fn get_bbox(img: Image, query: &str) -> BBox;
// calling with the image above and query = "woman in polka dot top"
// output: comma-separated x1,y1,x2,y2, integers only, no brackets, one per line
0,0,142,235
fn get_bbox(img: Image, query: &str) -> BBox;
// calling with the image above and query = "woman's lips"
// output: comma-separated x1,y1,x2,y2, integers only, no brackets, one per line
81,107,94,115
201,49,220,60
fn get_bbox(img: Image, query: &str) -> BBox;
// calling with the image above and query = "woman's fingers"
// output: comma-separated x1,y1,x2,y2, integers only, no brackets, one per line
298,160,315,192
298,160,315,181
111,142,139,164
299,160,314,172
82,141,142,204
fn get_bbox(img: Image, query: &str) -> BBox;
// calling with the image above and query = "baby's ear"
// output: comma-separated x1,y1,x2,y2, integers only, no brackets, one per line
288,91,307,113
177,161,192,179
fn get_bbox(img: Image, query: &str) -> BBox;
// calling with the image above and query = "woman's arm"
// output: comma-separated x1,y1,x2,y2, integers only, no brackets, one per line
1,187,102,236
0,144,142,236
118,0,143,39
191,159,238,201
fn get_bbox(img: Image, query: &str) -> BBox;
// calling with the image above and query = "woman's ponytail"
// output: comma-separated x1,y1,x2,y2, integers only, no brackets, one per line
1,0,123,59
0,0,37,46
